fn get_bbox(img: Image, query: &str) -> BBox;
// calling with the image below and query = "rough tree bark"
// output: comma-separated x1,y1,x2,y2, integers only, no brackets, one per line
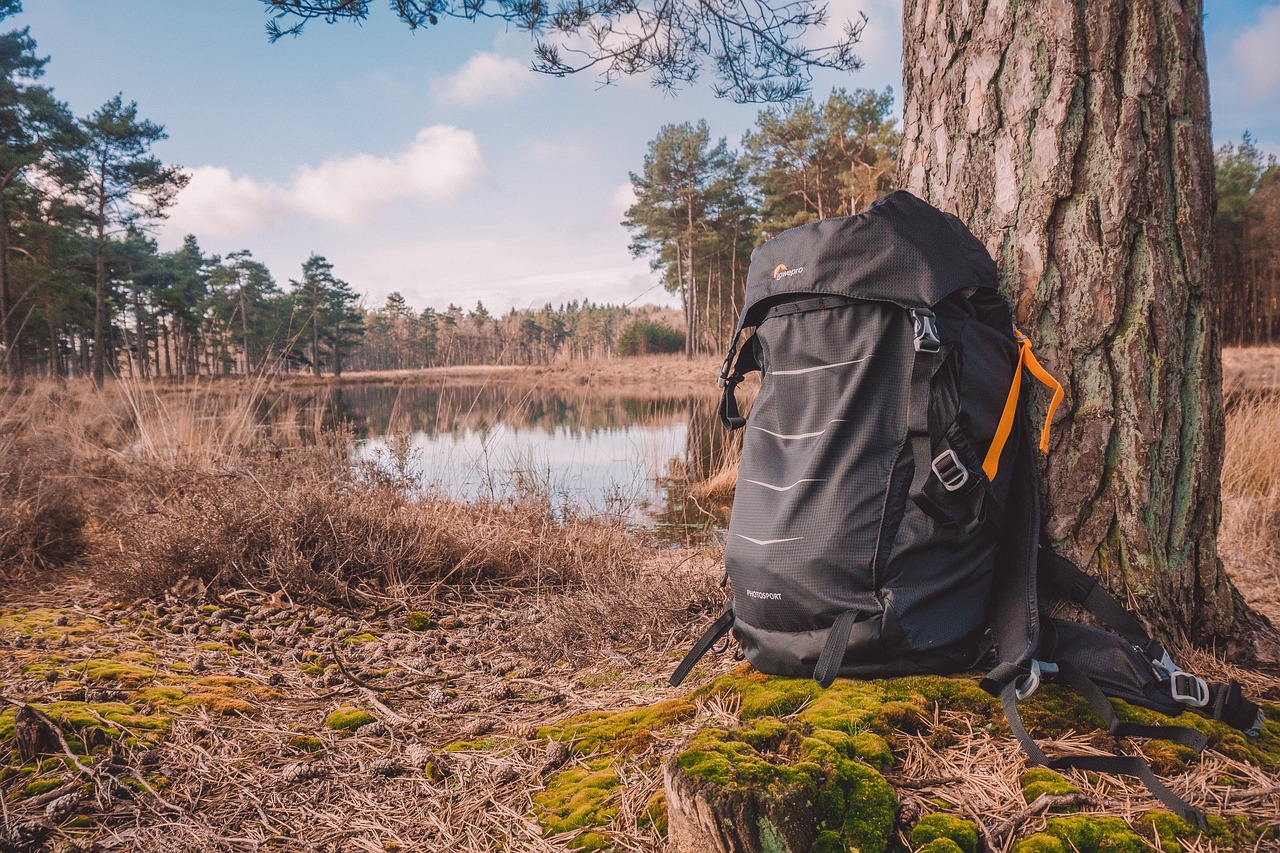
899,0,1277,660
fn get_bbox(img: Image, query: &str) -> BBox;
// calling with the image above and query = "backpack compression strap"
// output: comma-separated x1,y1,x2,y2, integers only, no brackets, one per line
905,309,1002,535
668,605,734,687
992,672,1209,828
1041,550,1265,734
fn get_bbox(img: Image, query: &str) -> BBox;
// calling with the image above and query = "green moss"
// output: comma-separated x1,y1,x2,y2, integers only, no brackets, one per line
640,791,667,835
0,708,14,742
1203,814,1275,848
404,612,432,631
570,831,612,852
538,698,697,757
0,607,99,640
199,605,218,614
42,701,168,735
343,632,378,645
1011,835,1065,853
916,841,965,853
135,676,278,715
228,630,256,648
1019,769,1080,803
300,661,327,675
533,757,619,843
77,659,158,686
1042,816,1146,853
810,830,847,853
909,814,977,853
325,707,375,732
18,777,64,798
674,717,897,853
1131,811,1196,853
290,735,325,753
1026,691,1280,772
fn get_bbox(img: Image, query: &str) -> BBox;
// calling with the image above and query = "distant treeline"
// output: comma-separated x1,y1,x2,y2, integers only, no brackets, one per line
348,297,683,371
1,1,1278,382
1215,134,1280,346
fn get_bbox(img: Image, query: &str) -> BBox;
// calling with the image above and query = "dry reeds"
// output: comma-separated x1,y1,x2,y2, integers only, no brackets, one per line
1220,393,1280,624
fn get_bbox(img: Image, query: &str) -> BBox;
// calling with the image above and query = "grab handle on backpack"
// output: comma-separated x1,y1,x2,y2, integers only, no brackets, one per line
718,333,760,430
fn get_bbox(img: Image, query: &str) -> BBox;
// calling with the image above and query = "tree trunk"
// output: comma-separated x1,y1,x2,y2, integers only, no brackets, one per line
900,0,1277,661
0,183,24,383
93,194,109,386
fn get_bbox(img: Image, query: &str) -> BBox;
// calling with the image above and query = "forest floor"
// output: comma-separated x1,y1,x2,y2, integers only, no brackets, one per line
1,352,1279,853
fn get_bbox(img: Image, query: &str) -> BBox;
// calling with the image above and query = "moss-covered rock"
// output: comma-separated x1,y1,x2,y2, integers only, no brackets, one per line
1011,835,1065,853
1019,768,1080,804
290,735,325,753
1039,815,1147,852
324,707,375,732
916,840,966,853
909,814,978,853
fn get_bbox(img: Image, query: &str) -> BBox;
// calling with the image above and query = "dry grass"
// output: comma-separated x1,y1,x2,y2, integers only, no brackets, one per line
264,354,726,401
1221,393,1280,625
3,364,1279,852
892,708,1280,852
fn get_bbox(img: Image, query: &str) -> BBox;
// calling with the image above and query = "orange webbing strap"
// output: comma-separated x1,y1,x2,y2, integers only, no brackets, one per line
982,331,1064,480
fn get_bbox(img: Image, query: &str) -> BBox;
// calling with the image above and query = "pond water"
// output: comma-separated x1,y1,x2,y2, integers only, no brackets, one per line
291,382,735,543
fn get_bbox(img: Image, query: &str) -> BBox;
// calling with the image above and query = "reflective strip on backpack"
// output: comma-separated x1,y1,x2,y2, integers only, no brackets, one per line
982,331,1065,480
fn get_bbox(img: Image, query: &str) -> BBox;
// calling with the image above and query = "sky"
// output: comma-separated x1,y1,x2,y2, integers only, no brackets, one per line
9,1,1280,315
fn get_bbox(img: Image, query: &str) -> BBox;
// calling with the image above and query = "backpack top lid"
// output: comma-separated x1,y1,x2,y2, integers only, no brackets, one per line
743,190,999,320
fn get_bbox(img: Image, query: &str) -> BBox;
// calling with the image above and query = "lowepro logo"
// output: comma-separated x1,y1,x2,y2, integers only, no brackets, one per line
773,263,805,281
745,589,783,601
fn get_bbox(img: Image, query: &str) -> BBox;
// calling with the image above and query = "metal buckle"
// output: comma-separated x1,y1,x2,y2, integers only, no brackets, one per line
1152,651,1210,708
911,310,941,353
931,449,970,491
1170,672,1210,708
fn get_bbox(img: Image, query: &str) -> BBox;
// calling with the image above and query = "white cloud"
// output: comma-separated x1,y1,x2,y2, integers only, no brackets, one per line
610,182,637,220
433,53,538,106
1234,4,1280,104
166,126,485,236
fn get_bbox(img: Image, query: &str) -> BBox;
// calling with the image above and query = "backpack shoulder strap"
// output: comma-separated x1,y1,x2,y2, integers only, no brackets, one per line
980,399,1042,692
1041,549,1265,735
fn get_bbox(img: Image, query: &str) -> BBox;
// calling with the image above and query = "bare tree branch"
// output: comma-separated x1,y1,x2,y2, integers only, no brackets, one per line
261,0,866,102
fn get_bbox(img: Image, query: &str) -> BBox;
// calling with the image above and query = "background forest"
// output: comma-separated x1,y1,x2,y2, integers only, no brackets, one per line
0,10,1278,382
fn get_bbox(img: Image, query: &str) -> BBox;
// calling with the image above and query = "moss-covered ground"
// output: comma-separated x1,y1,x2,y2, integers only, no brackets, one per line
4,593,1276,852
529,664,1279,852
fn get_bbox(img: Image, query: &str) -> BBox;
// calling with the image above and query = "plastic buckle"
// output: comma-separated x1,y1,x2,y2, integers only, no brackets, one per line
1170,672,1210,708
1152,651,1211,708
911,310,941,353
931,449,970,491
1015,660,1042,700
1245,709,1265,738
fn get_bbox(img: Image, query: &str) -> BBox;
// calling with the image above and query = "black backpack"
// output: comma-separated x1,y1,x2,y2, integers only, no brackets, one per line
670,191,1263,826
